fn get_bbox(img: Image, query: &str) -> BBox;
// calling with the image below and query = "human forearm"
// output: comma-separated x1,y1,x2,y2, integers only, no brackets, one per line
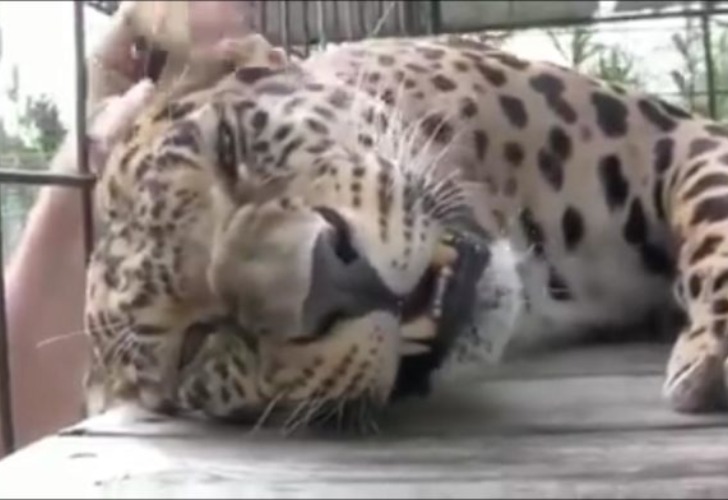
2,138,90,452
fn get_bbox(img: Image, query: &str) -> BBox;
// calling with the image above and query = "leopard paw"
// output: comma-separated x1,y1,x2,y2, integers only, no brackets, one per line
663,350,728,413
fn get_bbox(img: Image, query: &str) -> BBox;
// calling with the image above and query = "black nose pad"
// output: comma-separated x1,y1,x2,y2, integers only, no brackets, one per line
301,209,400,340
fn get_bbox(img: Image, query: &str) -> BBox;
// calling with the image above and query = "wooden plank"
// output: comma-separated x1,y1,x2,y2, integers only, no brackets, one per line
1,425,728,498
57,371,725,440
1,344,726,498
55,343,695,439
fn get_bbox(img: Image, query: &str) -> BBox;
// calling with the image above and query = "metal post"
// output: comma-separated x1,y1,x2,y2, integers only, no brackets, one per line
280,0,291,54
73,1,95,263
428,0,442,35
0,186,14,455
701,1,717,120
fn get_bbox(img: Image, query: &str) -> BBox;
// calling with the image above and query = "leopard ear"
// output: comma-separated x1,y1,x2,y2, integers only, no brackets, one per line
213,34,290,71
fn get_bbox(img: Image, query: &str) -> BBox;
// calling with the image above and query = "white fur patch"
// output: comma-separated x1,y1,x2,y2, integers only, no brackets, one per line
435,238,525,382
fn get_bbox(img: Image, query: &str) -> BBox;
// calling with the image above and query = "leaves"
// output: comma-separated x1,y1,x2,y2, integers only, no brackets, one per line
546,27,642,87
669,16,728,119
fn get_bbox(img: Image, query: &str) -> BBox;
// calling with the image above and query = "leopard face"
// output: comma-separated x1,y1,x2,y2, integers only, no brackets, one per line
84,39,476,430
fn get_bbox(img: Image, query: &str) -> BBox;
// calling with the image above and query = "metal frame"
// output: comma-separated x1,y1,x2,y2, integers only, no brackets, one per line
0,0,726,455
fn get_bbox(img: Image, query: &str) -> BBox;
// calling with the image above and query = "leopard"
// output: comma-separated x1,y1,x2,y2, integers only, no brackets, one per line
84,5,728,432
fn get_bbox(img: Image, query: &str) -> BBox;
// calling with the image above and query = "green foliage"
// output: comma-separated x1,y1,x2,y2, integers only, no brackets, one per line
0,24,68,259
546,27,602,72
593,46,642,88
545,26,643,88
669,18,728,120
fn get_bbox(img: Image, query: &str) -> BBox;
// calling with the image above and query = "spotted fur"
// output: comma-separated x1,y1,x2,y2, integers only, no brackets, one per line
87,31,728,430
84,34,477,431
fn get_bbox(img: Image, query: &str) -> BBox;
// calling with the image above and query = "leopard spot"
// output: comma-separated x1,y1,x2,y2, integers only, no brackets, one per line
251,110,269,132
561,206,584,251
547,267,573,301
416,47,446,60
682,173,728,201
705,124,728,138
460,97,479,119
257,82,297,96
687,138,721,159
623,198,648,245
537,149,563,191
638,99,677,132
519,208,546,256
598,155,630,211
378,54,396,66
235,66,276,84
652,178,666,221
499,95,528,128
475,62,506,87
549,126,572,161
503,141,524,167
591,92,629,137
473,130,489,161
432,75,457,92
489,52,530,70
688,273,703,299
529,73,577,124
690,234,722,264
653,137,675,174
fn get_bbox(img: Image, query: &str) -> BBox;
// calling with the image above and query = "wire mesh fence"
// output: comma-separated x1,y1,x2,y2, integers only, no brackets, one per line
0,0,727,455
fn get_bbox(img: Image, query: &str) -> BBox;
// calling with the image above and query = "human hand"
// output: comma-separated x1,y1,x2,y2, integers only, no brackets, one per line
91,1,254,86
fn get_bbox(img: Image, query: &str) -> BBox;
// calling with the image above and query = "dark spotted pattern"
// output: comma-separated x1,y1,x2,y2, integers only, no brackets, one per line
431,74,457,91
598,155,630,211
489,52,530,71
503,141,524,167
705,124,728,138
653,137,675,174
561,206,584,251
537,148,564,191
623,199,648,245
688,138,721,159
688,274,703,299
637,99,677,132
659,99,693,120
652,178,666,221
691,196,728,225
474,62,506,87
528,73,577,124
690,235,722,264
519,208,546,255
547,267,573,301
591,92,628,137
215,119,238,181
236,66,277,84
498,95,528,128
420,114,454,144
682,173,728,201
473,130,489,161
460,98,479,119
548,126,572,161
714,270,728,292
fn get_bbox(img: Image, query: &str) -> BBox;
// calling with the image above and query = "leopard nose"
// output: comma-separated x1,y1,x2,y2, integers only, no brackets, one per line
300,207,400,339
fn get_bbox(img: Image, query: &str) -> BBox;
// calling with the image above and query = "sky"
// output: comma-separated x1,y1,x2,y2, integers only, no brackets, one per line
0,2,112,134
0,1,712,135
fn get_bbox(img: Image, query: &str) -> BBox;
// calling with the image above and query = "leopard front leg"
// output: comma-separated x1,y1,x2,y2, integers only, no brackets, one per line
664,233,728,412
663,151,728,412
